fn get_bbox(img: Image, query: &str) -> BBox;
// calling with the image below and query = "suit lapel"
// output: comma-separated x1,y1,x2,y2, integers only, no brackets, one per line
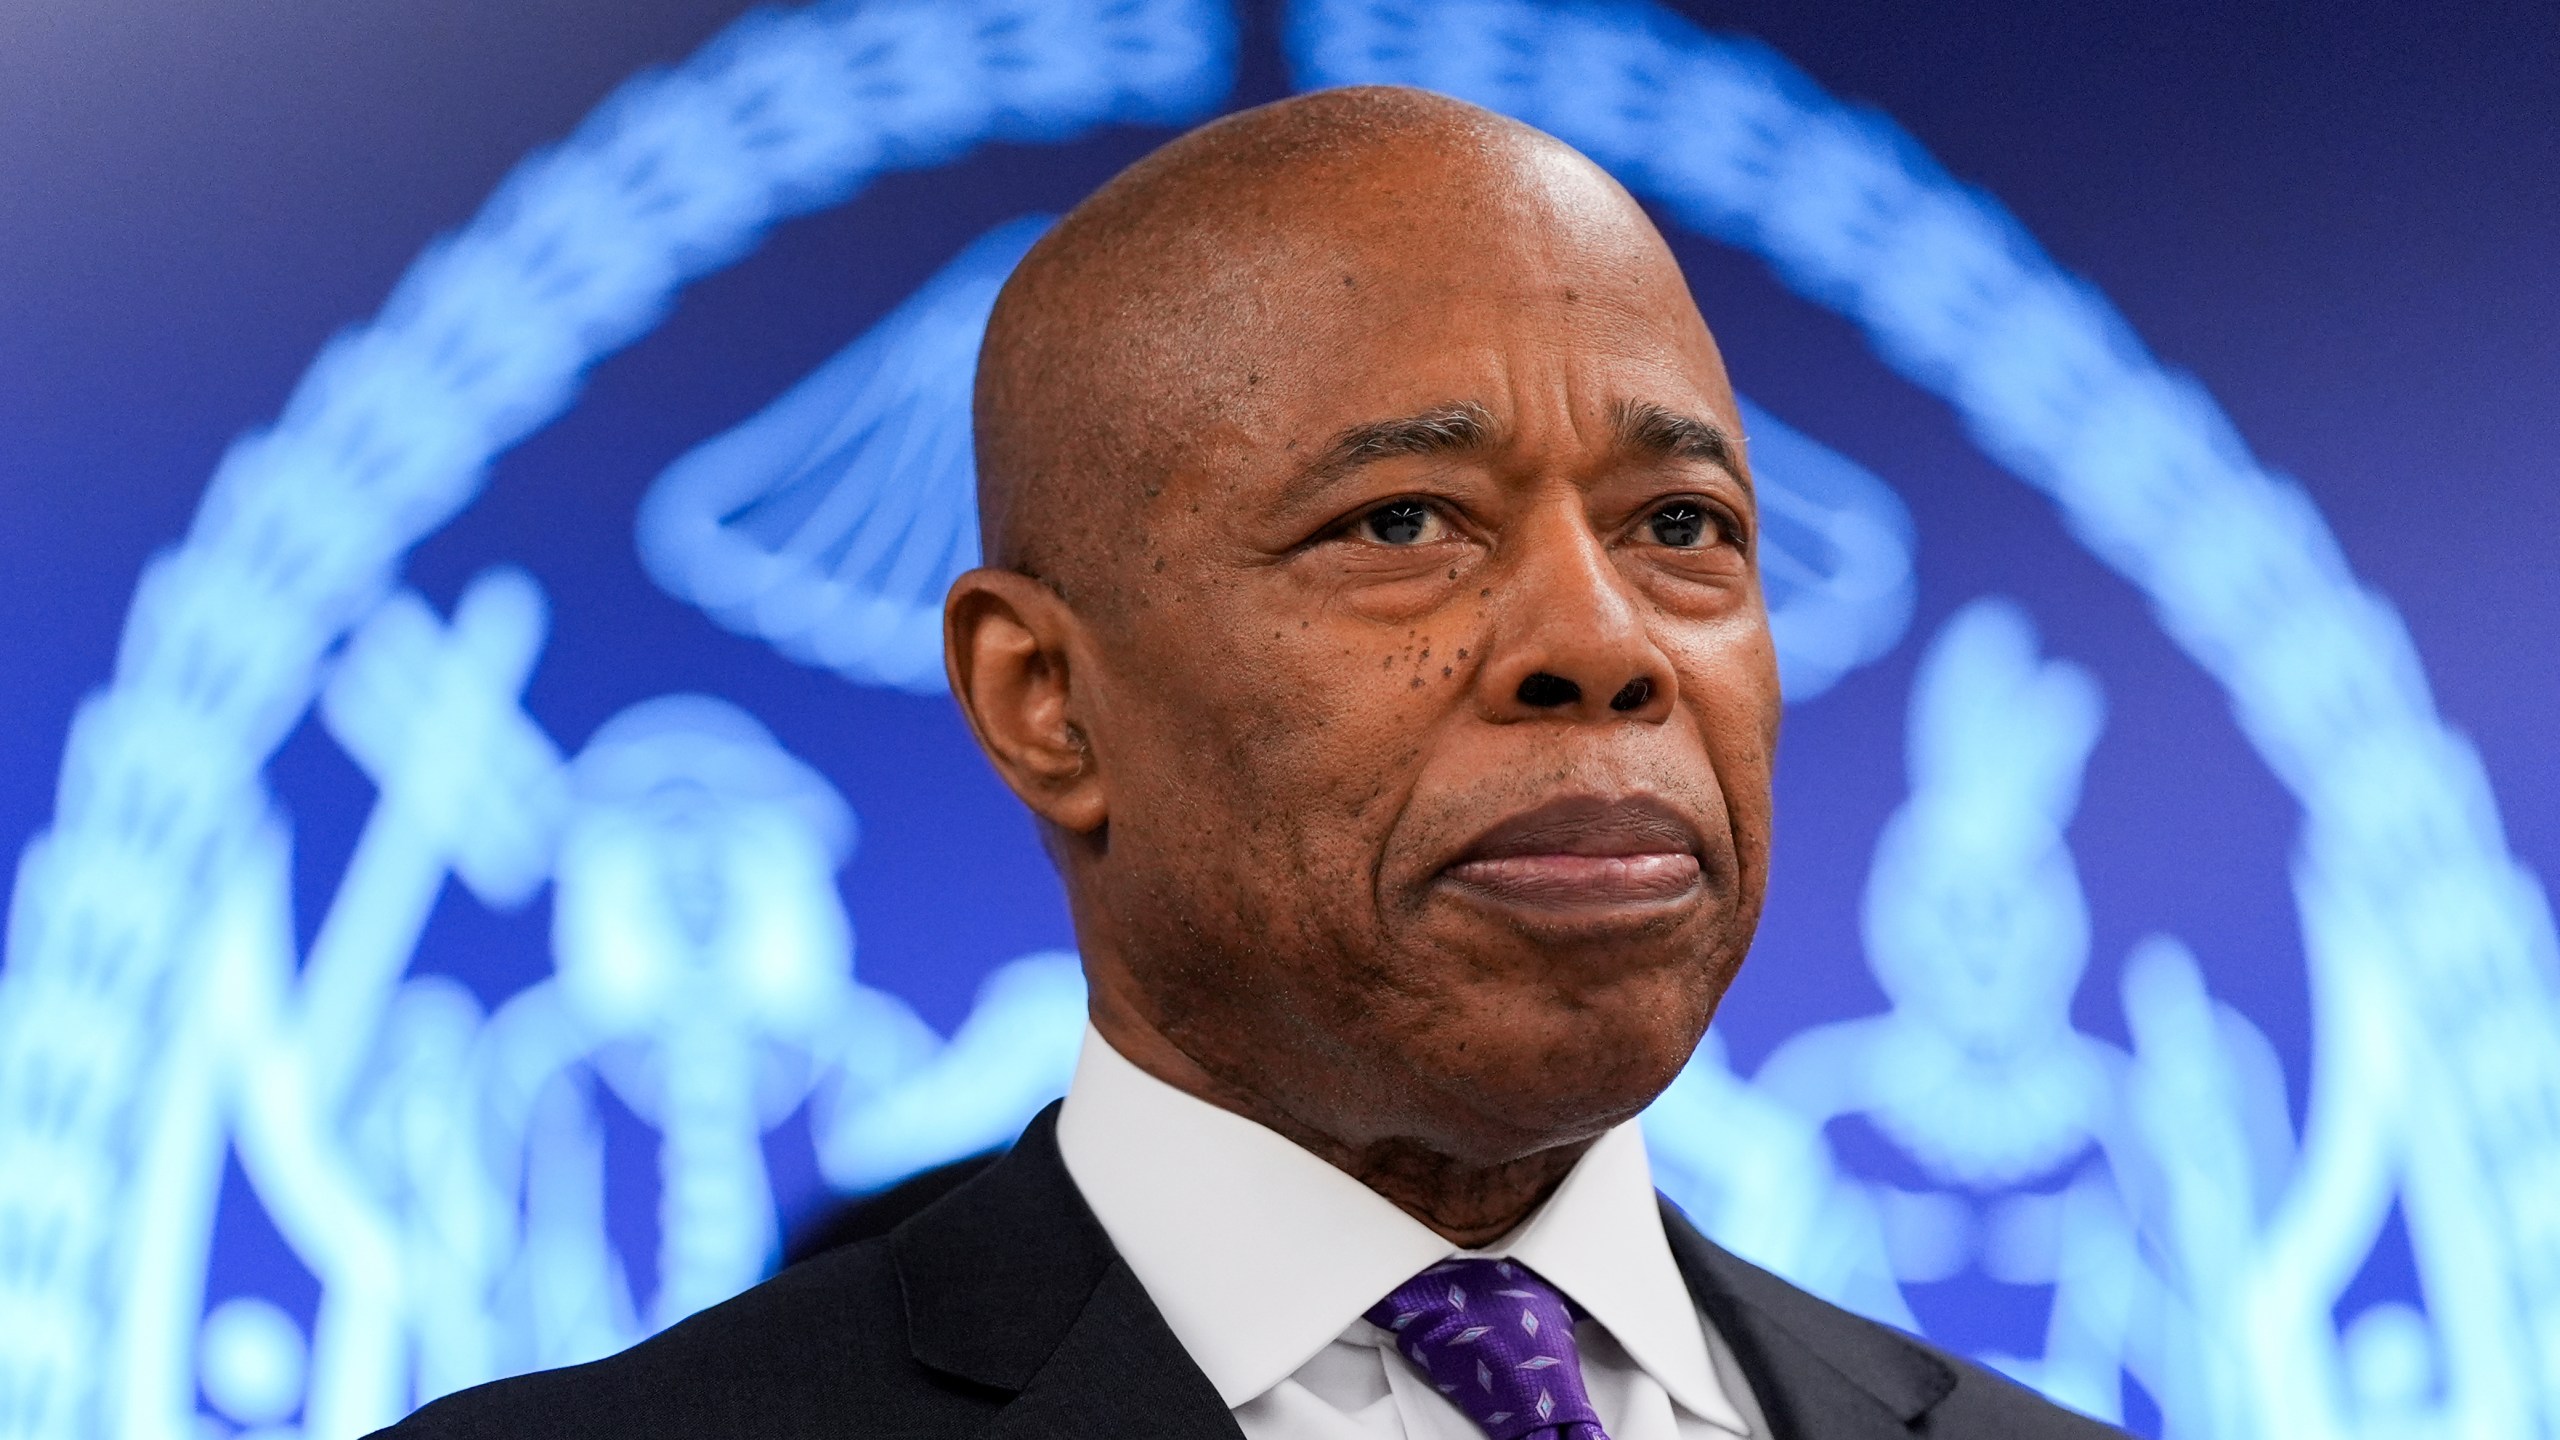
981,1261,1246,1440
1659,1201,1954,1439
890,1104,1243,1439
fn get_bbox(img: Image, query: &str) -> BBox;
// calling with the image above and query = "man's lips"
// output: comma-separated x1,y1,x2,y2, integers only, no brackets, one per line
1438,795,1705,910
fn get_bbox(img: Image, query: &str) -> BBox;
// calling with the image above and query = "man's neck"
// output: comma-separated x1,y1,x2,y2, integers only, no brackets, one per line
1091,1005,1596,1248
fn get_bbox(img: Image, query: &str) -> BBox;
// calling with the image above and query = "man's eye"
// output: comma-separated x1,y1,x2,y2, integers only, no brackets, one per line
1648,502,1713,549
1361,500,1439,546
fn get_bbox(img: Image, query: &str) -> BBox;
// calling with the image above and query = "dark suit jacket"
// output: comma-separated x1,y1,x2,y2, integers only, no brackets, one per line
378,1105,2124,1438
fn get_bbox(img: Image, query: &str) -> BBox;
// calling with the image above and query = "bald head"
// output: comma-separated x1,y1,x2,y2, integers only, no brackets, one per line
973,85,1719,602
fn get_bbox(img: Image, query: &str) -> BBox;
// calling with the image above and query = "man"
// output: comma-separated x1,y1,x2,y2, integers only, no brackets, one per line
382,86,2122,1439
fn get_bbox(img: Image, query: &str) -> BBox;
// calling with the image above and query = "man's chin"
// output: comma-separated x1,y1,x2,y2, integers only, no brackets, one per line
1374,992,1714,1153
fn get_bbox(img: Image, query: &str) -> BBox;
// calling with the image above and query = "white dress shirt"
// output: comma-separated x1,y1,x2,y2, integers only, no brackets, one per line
1055,1028,1764,1439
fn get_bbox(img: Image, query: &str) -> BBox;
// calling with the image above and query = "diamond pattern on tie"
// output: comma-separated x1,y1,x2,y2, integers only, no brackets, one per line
1365,1258,1609,1440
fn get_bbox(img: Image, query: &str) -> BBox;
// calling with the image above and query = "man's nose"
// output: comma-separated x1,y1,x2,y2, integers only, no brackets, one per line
1480,512,1676,724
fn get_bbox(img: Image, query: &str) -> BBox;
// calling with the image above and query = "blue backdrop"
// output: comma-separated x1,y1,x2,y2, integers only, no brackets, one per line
2,2,2556,1436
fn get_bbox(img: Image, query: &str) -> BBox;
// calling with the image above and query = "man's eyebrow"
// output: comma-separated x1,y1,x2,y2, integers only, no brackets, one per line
1291,401,1499,495
1613,400,1746,489
1283,398,1748,504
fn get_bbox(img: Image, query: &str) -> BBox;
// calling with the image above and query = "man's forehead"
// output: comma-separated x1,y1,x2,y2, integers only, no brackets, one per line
1263,294,1737,444
1277,196,1721,370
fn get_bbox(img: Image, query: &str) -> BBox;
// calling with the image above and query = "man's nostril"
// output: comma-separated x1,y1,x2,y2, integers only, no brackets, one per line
1609,678,1654,713
1516,672,1581,708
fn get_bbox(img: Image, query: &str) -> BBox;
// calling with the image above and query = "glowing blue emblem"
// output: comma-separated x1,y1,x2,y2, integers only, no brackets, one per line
0,2,2553,1438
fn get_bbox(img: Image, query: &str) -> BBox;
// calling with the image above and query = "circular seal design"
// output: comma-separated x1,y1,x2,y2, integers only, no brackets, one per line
0,1,2551,1436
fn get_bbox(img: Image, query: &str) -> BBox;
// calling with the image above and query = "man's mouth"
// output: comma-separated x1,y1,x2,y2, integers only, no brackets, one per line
1439,794,1705,910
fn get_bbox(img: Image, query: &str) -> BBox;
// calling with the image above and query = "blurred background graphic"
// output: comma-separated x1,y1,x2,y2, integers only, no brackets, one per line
1,1,2555,1436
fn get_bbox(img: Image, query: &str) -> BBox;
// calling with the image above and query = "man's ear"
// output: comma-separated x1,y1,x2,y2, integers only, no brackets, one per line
943,568,1108,834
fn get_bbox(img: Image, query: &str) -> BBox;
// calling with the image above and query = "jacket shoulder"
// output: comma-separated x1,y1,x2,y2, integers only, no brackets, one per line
370,1239,997,1440
1918,1355,2131,1438
1660,1204,2127,1439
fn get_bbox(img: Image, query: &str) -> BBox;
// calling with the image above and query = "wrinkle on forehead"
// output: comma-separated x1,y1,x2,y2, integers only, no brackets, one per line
970,84,1717,609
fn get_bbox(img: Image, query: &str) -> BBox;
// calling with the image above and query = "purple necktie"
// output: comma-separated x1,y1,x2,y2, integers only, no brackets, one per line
1365,1257,1610,1440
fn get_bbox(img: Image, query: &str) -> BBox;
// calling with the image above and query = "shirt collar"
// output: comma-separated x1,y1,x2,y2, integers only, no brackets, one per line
1054,1026,1749,1432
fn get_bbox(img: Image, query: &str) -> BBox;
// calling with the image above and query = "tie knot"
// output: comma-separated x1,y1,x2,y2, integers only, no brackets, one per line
1364,1258,1609,1440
